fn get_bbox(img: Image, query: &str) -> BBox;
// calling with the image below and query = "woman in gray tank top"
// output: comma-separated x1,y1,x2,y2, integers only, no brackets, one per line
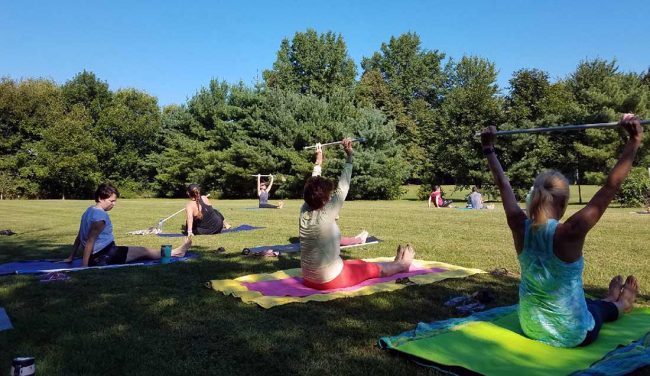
257,175,284,209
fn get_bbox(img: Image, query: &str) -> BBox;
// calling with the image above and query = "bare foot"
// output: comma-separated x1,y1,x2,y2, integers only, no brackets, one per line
603,275,624,302
223,221,232,230
616,275,639,314
172,237,192,257
401,244,415,267
278,201,285,209
394,244,405,262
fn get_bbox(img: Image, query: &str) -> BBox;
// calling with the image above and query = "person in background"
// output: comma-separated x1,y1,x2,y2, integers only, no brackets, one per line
428,185,454,208
184,184,230,236
257,175,284,209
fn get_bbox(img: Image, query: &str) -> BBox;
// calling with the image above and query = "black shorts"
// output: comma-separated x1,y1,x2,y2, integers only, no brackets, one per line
89,242,129,266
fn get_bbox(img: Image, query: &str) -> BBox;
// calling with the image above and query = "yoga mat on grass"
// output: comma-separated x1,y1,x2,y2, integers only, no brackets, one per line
246,236,382,255
207,258,484,308
158,224,263,237
0,252,199,275
0,308,12,331
379,305,650,376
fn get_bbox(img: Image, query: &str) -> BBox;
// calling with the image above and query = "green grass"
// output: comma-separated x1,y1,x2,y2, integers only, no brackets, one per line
402,184,602,204
0,196,649,375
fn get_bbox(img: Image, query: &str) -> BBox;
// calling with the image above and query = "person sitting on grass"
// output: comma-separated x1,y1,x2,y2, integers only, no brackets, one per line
480,113,642,347
467,186,494,209
257,175,284,209
184,184,231,236
65,183,191,267
299,138,413,290
428,185,454,208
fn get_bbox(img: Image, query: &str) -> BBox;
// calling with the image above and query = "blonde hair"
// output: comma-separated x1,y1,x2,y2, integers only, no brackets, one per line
527,170,569,227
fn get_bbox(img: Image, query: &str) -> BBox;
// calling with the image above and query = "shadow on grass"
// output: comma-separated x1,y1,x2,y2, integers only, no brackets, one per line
0,243,522,376
1,238,647,376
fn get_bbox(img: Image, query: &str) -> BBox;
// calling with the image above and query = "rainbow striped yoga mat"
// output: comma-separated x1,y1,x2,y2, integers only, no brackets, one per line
206,258,484,308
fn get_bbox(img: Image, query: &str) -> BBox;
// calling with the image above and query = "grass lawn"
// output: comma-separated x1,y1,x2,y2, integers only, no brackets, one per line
0,194,649,375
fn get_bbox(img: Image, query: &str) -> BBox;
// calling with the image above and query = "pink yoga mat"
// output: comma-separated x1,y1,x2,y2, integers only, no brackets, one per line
241,265,447,297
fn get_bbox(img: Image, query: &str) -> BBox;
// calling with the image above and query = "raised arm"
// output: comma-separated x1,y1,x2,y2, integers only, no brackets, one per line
564,114,643,235
312,143,323,176
267,175,274,192
481,126,526,250
326,138,353,214
256,174,262,196
185,202,195,236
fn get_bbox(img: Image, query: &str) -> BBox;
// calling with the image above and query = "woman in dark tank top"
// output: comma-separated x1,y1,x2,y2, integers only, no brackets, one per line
184,184,228,235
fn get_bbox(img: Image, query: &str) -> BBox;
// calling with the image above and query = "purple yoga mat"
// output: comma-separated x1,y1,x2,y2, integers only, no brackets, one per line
241,265,447,297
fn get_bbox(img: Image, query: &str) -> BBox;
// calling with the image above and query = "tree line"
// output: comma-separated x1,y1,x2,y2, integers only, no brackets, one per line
1,29,649,205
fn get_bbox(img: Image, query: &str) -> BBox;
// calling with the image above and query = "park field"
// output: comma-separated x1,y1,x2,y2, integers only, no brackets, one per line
0,195,649,375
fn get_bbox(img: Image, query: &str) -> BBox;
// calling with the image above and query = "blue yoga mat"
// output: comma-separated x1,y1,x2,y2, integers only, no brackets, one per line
158,224,264,238
246,236,381,254
0,308,12,331
0,252,199,276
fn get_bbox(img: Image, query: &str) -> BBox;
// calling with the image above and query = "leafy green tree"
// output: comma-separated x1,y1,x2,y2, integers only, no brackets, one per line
263,29,357,98
97,89,162,190
361,32,445,106
424,56,503,187
567,59,650,183
0,78,66,197
61,70,113,122
616,167,650,207
32,105,101,198
359,33,446,181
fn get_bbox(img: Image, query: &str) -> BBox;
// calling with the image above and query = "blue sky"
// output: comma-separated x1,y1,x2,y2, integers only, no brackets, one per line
1,1,648,106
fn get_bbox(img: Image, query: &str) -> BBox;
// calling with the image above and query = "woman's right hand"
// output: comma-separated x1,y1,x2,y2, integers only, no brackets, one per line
342,138,353,156
480,126,497,148
315,143,323,165
620,113,643,142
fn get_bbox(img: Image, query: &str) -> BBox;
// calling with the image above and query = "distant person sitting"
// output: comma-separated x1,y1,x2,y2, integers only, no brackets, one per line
468,186,487,209
428,186,453,208
257,175,284,209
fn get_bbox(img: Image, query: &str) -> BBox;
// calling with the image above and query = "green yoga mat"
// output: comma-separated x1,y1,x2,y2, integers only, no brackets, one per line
380,306,650,376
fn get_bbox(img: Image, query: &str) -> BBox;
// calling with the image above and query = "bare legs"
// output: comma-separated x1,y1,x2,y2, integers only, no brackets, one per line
125,237,192,263
377,244,415,277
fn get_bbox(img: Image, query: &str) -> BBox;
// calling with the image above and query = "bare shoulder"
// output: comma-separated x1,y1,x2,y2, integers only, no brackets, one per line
202,195,212,205
553,222,585,262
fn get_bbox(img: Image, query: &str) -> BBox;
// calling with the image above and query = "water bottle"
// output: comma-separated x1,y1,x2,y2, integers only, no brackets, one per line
160,244,172,264
11,357,35,376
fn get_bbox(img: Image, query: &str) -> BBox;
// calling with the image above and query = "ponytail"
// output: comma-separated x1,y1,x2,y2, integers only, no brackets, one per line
527,171,569,228
187,184,203,220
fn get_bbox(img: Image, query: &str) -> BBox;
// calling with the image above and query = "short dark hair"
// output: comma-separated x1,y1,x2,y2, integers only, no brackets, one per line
303,176,335,210
94,183,119,202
